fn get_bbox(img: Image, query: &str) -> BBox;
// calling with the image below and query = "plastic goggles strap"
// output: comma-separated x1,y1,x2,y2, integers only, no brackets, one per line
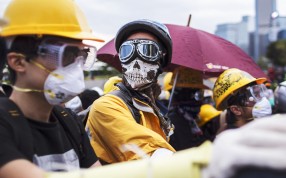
30,60,63,79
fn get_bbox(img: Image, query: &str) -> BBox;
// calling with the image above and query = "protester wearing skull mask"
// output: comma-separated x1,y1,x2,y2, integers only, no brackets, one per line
213,68,272,129
86,19,175,164
0,0,103,177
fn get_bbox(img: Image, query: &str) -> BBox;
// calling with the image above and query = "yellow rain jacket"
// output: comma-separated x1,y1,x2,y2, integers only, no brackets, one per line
86,92,175,164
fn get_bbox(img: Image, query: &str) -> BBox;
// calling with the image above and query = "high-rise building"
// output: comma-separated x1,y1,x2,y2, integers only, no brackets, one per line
215,16,253,55
254,0,276,61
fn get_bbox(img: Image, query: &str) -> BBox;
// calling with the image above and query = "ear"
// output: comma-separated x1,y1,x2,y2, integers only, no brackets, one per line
7,52,27,72
229,105,242,116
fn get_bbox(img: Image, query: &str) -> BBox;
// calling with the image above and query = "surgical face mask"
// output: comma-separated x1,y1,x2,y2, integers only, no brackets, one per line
44,60,85,105
121,58,160,90
252,97,272,118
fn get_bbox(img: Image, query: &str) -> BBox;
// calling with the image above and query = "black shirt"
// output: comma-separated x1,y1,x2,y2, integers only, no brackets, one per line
0,107,97,171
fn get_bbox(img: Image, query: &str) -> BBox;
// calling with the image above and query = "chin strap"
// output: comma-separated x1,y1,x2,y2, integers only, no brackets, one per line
30,60,64,79
13,85,44,93
12,85,56,98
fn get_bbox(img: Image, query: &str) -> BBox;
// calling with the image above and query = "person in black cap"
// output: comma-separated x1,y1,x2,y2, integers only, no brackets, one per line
86,19,176,164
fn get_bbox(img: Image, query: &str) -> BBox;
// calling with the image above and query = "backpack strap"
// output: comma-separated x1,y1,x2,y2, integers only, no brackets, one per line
109,83,141,124
0,98,34,161
52,106,86,164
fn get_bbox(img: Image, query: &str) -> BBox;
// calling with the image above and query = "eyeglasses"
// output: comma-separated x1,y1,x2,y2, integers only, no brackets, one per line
119,39,162,64
38,41,97,71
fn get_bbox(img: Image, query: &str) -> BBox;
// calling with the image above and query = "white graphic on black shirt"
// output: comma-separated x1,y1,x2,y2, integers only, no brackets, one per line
33,149,79,171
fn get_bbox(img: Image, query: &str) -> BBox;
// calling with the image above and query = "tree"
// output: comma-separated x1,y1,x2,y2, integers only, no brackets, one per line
266,40,286,66
257,56,270,71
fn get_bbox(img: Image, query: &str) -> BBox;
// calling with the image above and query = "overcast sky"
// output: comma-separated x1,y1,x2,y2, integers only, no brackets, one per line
1,0,286,47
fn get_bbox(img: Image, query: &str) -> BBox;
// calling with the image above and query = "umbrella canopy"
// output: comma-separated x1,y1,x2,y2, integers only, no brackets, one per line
97,24,268,79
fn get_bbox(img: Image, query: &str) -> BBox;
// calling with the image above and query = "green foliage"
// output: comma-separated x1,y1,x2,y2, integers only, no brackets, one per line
266,40,286,66
257,56,270,70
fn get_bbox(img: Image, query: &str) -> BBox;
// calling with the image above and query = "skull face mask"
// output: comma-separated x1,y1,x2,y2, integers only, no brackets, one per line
122,58,160,90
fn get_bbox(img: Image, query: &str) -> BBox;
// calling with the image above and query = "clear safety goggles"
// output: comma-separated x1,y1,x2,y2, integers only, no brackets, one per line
119,39,162,64
37,41,97,71
245,84,268,102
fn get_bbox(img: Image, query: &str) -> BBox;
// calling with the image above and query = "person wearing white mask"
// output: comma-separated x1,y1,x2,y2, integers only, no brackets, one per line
212,68,272,129
0,0,103,177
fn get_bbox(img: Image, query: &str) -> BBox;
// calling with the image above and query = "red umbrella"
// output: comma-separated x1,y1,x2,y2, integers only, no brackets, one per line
97,24,268,79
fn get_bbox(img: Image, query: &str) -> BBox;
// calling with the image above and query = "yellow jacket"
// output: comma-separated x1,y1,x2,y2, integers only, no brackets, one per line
86,93,175,163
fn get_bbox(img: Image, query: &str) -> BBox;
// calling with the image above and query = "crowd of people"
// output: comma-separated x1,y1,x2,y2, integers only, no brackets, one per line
0,0,286,178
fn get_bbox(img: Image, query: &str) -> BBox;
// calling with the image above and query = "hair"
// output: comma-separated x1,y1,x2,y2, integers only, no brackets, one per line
225,108,238,129
7,36,42,84
200,115,220,141
78,89,100,110
225,90,248,129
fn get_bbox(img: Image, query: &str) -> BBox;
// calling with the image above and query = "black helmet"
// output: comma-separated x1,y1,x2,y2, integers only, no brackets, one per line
274,81,286,113
115,19,172,68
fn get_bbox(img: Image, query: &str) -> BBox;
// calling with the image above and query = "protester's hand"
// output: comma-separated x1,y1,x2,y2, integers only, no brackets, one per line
204,114,286,178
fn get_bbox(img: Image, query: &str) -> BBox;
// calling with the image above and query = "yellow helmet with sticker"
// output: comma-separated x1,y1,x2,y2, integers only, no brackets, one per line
213,68,266,110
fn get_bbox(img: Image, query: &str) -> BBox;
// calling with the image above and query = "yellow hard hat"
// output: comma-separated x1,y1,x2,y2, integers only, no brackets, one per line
1,0,104,42
103,76,122,94
163,72,173,91
198,104,222,127
213,68,266,110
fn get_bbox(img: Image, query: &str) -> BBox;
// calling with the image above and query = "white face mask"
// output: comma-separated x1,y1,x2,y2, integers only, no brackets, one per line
44,61,85,105
121,58,160,90
252,97,272,118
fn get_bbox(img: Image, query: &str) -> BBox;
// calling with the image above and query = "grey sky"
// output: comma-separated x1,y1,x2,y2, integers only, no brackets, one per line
1,0,286,46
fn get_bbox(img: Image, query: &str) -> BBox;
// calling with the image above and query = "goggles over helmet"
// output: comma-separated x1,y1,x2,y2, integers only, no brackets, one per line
119,39,162,64
115,19,172,68
37,39,97,71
